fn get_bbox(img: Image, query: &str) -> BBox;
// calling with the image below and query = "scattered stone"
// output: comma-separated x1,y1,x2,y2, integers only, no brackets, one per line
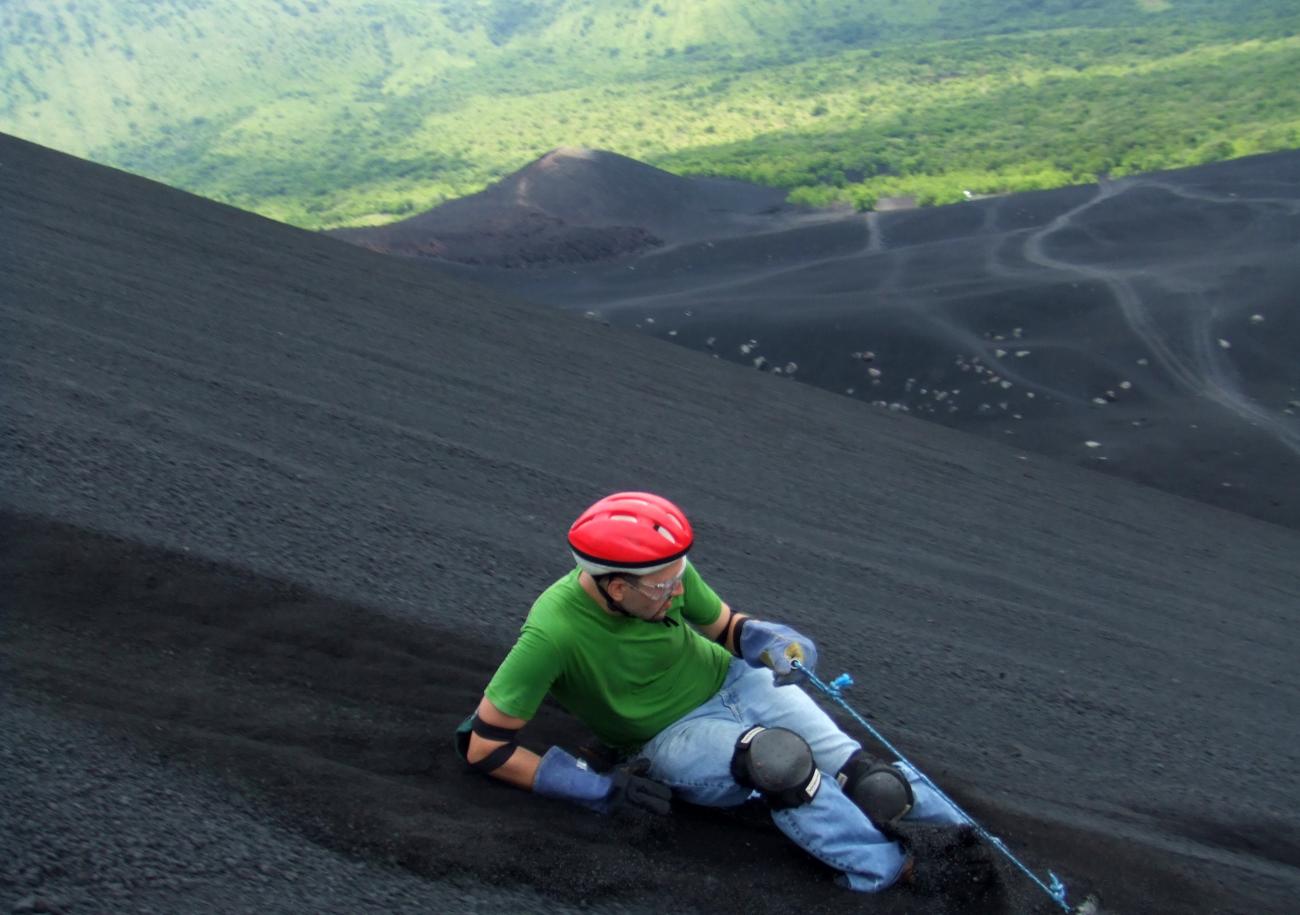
1026,391,1036,399
752,356,767,370
845,387,855,395
1084,441,1102,448
1015,350,1030,358
1091,397,1108,406
645,317,655,325
1000,380,1012,389
1249,314,1264,324
1218,338,1231,349
705,336,716,348
740,343,752,355
1012,327,1024,338
784,362,798,375
668,330,677,336
995,348,1007,358
1137,357,1150,366
1119,381,1132,390
867,367,882,378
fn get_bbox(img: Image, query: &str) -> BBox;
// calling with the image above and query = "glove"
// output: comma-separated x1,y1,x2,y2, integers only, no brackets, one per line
532,747,672,815
738,619,818,685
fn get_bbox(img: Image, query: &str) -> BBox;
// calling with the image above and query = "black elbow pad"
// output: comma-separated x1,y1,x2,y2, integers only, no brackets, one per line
455,712,521,774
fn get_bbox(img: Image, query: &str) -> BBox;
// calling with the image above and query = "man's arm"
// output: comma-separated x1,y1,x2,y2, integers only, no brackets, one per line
698,601,747,656
465,696,541,790
465,696,673,815
699,601,818,685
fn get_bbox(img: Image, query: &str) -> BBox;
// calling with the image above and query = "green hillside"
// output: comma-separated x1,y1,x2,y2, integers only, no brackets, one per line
2,0,1297,228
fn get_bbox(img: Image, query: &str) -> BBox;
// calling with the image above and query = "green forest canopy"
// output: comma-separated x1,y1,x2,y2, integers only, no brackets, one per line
1,0,1297,228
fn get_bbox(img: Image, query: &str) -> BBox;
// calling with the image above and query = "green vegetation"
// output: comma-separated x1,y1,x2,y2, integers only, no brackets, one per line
2,1,1298,228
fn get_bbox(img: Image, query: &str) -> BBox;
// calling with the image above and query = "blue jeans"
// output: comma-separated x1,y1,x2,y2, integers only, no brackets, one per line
638,658,967,891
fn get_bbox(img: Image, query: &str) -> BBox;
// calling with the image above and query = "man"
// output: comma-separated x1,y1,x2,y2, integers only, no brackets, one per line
458,491,968,891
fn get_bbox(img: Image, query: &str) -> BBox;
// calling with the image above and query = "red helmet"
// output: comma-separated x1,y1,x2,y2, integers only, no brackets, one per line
568,492,693,576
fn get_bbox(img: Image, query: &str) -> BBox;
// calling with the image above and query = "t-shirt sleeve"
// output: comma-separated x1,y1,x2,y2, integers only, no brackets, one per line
483,624,564,721
680,560,724,627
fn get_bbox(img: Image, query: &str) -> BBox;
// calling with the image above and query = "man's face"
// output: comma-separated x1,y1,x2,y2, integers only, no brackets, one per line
609,558,687,622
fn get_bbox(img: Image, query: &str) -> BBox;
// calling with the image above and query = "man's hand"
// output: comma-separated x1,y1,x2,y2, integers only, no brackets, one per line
607,758,673,815
533,747,673,815
737,619,818,685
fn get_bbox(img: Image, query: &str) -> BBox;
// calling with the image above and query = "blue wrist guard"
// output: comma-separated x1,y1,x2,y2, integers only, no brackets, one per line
532,746,615,813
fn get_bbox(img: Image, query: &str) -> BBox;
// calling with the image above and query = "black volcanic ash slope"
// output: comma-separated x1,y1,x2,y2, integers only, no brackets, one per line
3,133,1299,915
330,146,814,266
418,152,1300,531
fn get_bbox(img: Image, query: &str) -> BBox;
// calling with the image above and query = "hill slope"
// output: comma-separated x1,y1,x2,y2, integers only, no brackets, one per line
3,133,1299,914
411,149,1300,531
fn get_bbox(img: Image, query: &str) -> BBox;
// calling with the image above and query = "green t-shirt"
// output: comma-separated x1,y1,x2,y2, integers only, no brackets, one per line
485,560,732,750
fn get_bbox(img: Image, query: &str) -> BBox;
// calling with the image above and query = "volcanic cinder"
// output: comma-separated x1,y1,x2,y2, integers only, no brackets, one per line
4,133,1299,915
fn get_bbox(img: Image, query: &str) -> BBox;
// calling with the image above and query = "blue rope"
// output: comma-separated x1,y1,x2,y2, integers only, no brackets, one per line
792,660,1071,912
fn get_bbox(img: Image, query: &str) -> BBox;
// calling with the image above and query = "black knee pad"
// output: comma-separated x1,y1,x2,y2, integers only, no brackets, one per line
837,750,914,831
730,726,821,809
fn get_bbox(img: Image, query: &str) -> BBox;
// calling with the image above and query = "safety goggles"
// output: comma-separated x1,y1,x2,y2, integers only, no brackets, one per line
627,564,687,601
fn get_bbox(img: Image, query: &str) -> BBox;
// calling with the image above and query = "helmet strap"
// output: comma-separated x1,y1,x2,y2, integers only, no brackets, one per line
594,577,635,618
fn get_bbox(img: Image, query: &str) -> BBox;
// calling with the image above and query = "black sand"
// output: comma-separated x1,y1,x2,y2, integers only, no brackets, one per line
3,133,1299,914
377,150,1300,531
